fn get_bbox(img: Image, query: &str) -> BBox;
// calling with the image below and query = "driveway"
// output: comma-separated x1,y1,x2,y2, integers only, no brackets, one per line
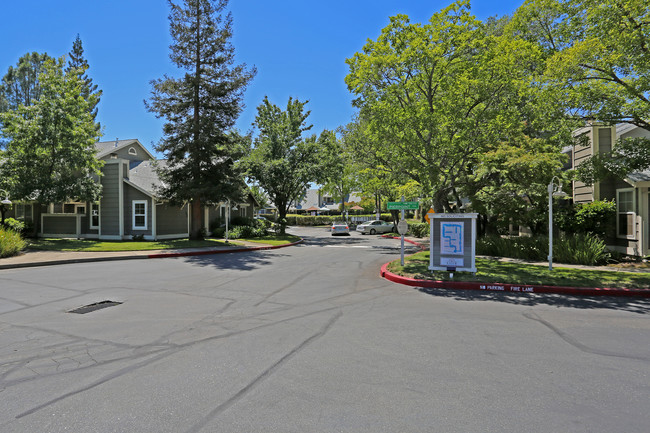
0,226,649,432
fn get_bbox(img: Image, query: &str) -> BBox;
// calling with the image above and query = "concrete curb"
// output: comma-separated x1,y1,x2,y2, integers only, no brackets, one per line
380,263,650,298
0,239,304,270
381,234,426,250
147,239,304,258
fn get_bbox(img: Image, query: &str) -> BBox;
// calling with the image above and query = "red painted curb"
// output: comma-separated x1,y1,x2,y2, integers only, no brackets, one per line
380,263,650,298
381,235,426,250
147,238,304,259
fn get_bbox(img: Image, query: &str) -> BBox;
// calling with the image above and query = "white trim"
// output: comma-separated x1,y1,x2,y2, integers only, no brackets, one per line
128,146,137,156
156,233,190,240
99,235,122,240
132,200,148,230
152,198,157,239
616,188,636,240
41,233,78,238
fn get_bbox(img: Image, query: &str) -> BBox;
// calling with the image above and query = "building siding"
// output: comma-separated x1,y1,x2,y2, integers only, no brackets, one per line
100,163,120,235
42,215,76,234
157,203,188,235
124,185,152,236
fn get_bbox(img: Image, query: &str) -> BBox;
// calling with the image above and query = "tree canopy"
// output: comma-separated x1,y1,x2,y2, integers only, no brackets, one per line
0,57,103,205
147,0,256,239
242,96,322,233
512,0,650,131
346,0,568,217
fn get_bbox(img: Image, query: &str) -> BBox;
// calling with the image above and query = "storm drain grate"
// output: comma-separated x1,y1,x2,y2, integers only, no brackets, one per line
68,300,122,314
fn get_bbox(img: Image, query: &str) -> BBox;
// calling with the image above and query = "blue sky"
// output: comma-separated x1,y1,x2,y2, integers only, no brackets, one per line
1,0,524,157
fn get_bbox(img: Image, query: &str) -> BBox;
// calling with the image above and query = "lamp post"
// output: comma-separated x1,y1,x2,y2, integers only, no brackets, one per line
548,176,567,270
0,190,12,225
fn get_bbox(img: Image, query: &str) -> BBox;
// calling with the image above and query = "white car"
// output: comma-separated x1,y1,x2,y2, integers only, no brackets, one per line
331,221,350,236
356,220,395,235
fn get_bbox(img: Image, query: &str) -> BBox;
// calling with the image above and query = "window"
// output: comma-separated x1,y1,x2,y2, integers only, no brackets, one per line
617,189,636,239
15,204,32,220
132,200,147,230
51,202,85,214
90,203,100,229
128,147,137,156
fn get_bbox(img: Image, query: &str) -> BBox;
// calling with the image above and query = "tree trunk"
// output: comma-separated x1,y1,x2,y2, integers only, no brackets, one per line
189,198,203,240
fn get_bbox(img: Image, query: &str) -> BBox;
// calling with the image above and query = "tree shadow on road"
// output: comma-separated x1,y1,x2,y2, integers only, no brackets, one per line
179,250,287,271
416,286,650,314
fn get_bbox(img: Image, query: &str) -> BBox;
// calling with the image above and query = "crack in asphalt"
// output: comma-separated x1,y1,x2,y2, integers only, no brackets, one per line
185,310,343,433
523,310,650,362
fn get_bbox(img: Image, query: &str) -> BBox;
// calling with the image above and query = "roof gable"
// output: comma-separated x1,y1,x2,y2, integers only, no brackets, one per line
95,139,155,161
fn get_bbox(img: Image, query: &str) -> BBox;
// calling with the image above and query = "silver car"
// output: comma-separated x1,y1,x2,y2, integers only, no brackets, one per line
356,220,395,235
331,221,350,236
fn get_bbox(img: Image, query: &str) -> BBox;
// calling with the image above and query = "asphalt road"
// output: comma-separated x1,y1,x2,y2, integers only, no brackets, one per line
0,226,649,432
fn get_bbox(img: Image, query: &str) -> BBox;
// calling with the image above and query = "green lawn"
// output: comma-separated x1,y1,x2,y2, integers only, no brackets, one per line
388,251,650,290
27,238,241,252
237,234,301,246
26,233,301,252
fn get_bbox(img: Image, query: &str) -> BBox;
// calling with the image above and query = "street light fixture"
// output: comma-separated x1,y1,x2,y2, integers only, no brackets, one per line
0,190,12,225
548,176,568,270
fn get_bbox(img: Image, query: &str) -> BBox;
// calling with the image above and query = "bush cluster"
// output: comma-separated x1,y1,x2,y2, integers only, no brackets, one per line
228,225,266,239
476,233,610,266
409,222,430,238
556,200,615,238
0,227,26,258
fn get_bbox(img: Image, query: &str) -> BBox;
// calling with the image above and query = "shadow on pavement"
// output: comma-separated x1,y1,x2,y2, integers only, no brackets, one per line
179,249,287,271
416,286,650,314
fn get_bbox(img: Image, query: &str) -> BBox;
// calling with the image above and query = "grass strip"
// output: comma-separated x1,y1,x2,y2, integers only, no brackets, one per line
388,251,650,290
237,234,301,246
27,238,240,252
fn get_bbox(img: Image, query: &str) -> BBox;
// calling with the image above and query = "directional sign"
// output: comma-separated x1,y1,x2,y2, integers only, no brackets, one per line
387,201,419,210
425,208,435,223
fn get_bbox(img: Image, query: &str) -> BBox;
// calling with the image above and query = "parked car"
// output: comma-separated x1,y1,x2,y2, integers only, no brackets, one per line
331,221,350,236
356,220,395,235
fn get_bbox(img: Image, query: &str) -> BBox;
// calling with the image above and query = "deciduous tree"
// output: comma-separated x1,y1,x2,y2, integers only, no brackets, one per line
0,57,103,233
345,1,545,212
243,97,321,234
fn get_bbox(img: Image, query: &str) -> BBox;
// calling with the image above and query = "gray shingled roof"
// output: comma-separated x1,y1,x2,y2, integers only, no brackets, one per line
127,160,166,195
95,139,139,158
627,170,650,183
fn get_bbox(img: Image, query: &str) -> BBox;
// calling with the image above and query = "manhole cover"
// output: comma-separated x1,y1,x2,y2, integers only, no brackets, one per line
68,301,122,314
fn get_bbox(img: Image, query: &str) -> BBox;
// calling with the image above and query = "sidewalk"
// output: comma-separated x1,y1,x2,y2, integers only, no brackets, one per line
0,239,300,270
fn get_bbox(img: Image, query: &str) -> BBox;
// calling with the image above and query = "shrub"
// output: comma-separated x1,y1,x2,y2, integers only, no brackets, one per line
557,200,615,238
0,227,26,258
228,225,266,239
409,222,429,238
253,217,272,231
477,233,610,265
477,235,546,261
131,234,145,242
554,233,610,265
3,218,25,233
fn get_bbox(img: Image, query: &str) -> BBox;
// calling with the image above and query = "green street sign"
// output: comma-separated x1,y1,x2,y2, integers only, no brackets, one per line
387,201,419,210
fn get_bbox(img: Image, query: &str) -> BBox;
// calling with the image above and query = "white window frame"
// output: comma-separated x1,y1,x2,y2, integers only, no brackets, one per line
90,203,100,229
616,188,636,240
132,200,148,230
128,147,137,156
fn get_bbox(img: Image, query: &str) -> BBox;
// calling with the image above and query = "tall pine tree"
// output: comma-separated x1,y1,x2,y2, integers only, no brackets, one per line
66,34,101,123
147,0,255,240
